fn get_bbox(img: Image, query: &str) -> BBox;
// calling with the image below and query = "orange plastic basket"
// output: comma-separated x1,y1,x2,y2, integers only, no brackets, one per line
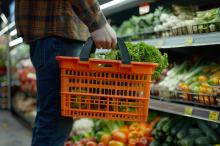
57,38,157,121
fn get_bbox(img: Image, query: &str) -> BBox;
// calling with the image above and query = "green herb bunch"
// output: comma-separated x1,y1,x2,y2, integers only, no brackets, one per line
104,42,169,79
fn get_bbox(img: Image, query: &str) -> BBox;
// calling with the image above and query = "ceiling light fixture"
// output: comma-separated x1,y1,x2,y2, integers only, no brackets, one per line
100,0,126,10
9,29,17,36
9,37,23,47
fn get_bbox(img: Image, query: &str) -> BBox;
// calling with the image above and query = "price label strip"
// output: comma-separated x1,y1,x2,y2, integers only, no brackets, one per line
156,39,164,48
208,111,219,122
185,37,193,45
184,106,193,116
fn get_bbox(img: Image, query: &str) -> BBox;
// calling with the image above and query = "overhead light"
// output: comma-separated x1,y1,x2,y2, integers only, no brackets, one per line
9,37,23,47
100,0,126,10
0,21,15,36
10,29,17,36
0,13,8,24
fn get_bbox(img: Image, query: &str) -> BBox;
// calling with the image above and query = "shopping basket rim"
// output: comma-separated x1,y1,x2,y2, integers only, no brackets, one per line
56,56,158,67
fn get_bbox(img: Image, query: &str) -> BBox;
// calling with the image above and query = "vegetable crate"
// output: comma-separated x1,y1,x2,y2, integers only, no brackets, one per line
57,38,157,122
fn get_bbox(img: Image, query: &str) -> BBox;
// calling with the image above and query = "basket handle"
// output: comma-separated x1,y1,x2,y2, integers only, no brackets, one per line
79,37,131,64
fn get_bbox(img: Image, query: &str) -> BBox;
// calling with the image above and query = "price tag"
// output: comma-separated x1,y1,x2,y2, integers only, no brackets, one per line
184,106,193,116
139,2,150,15
185,37,193,45
156,39,164,48
208,111,219,121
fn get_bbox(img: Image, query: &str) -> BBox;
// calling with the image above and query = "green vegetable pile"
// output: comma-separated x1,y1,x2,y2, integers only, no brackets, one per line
116,7,168,37
115,6,220,39
150,116,220,146
195,7,220,24
104,42,168,79
71,119,124,143
93,119,124,142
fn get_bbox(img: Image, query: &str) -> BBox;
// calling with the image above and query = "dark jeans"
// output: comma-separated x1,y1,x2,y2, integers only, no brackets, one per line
29,37,84,146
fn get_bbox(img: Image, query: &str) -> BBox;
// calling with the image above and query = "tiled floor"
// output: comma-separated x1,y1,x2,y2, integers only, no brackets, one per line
0,110,32,146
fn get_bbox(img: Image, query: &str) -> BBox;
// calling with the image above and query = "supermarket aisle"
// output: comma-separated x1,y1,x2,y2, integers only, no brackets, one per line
0,110,32,146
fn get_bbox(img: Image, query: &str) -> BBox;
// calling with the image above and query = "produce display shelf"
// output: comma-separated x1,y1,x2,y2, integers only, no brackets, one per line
133,32,220,48
11,103,34,129
149,98,220,123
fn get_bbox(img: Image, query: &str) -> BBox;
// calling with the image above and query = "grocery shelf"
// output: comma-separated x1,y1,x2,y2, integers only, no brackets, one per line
133,32,220,48
149,99,220,123
11,102,34,129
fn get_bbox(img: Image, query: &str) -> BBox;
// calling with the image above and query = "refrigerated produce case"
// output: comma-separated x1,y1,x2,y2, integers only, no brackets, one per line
0,70,7,109
0,36,8,110
1,0,220,145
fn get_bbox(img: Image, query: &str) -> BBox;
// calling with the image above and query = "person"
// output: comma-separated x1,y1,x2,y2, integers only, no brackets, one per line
15,1,117,146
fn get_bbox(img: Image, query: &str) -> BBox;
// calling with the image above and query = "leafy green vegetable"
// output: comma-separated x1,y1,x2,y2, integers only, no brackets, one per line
195,7,220,24
93,120,124,141
104,42,168,79
72,134,83,143
116,6,169,37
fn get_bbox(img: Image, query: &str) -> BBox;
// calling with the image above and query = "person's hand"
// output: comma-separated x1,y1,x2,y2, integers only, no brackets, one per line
91,23,117,49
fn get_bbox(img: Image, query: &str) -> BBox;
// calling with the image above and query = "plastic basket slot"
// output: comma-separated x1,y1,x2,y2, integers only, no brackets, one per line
72,87,76,92
106,73,109,77
93,88,97,94
89,72,92,76
112,89,115,95
100,88,104,94
73,111,77,115
82,87,88,93
96,63,113,68
93,80,96,84
76,71,79,76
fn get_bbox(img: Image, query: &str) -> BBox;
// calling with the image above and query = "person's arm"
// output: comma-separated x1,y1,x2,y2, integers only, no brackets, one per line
69,0,117,49
70,0,106,32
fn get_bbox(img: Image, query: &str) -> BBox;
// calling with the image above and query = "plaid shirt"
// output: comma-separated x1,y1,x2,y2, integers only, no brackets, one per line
15,0,107,43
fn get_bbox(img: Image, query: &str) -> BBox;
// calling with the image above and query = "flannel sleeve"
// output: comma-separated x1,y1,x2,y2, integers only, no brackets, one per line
69,0,107,32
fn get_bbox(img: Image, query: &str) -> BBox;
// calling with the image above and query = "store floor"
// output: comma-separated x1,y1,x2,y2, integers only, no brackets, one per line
0,110,32,146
